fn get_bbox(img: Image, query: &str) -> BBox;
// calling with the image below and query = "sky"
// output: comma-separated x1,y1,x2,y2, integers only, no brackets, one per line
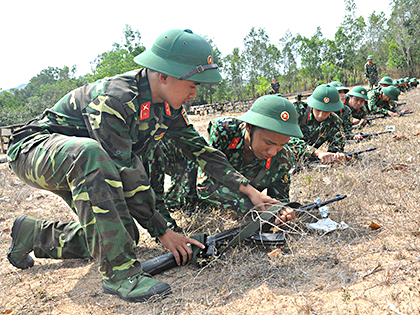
0,0,393,91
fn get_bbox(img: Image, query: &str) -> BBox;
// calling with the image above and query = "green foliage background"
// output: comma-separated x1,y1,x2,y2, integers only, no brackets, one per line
1,0,419,126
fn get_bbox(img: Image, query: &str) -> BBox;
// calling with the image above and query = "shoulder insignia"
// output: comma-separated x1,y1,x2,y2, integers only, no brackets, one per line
265,157,272,170
228,137,241,149
164,102,172,116
154,132,165,141
181,107,190,125
140,101,151,120
283,173,289,182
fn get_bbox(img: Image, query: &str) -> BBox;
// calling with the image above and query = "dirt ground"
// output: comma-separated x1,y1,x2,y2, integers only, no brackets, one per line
1,88,420,315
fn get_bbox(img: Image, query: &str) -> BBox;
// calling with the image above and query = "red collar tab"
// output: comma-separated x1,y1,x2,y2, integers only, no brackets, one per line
228,137,241,149
164,102,172,116
140,101,151,120
265,157,272,170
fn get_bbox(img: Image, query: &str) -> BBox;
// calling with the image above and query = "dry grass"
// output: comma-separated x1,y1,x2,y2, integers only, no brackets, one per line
0,89,419,314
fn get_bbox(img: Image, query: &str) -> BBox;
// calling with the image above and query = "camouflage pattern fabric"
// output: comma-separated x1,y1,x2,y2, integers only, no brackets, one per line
367,89,396,115
145,117,294,215
335,104,353,138
364,62,378,89
7,69,248,282
271,82,280,94
289,102,346,158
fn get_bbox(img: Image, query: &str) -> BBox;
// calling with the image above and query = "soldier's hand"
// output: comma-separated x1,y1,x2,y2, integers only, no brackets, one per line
353,134,364,141
333,152,349,163
388,110,400,117
158,229,205,266
352,118,360,125
316,151,336,164
399,108,410,114
274,206,296,225
240,183,279,211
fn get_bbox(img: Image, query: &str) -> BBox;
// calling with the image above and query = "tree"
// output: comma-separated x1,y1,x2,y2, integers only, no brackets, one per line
89,25,146,81
387,0,420,76
278,30,299,93
296,27,327,88
242,27,280,98
223,47,246,101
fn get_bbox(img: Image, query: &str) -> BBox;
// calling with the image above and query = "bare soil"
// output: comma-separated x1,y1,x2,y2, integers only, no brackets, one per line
1,89,420,314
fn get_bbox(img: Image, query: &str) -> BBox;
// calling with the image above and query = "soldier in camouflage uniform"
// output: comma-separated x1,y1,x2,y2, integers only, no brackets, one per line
289,84,348,164
145,95,303,223
270,78,280,94
367,85,407,117
6,29,280,303
334,86,369,140
364,55,379,90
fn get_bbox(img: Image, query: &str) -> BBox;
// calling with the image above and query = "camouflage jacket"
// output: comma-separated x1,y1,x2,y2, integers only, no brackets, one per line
197,117,295,208
335,104,353,138
364,62,378,81
289,102,346,157
367,89,396,115
335,96,369,138
271,82,280,93
8,69,248,236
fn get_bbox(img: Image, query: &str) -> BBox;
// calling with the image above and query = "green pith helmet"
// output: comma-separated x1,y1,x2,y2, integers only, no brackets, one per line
367,55,374,60
379,76,393,85
393,79,399,85
382,85,400,101
134,29,222,83
238,94,303,138
348,85,368,100
329,81,349,93
307,84,344,112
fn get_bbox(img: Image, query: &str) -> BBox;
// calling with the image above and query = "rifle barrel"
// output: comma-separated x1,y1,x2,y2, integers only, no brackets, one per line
345,146,376,157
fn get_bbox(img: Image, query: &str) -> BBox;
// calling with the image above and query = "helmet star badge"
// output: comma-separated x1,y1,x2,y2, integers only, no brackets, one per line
280,111,290,121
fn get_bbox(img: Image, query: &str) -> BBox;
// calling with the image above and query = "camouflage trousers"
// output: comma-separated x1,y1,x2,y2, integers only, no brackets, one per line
144,139,255,218
368,79,378,90
9,134,154,282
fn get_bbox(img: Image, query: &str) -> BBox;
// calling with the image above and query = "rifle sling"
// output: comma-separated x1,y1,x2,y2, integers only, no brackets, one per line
250,166,268,187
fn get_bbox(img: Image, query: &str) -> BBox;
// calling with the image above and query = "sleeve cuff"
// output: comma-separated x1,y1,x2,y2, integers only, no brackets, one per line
145,212,169,238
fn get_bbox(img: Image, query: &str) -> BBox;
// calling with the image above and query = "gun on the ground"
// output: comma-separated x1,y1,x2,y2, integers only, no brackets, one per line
140,194,347,276
395,102,406,107
346,130,392,142
366,111,413,125
0,156,8,164
345,146,376,158
289,147,377,174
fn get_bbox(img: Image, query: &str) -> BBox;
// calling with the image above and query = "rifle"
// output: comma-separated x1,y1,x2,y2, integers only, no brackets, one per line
345,146,376,158
289,147,377,174
0,156,8,164
140,194,347,275
364,111,413,125
395,102,406,107
346,131,392,142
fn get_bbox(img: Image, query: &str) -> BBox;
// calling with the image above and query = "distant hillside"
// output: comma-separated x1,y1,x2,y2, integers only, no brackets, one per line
2,83,28,93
